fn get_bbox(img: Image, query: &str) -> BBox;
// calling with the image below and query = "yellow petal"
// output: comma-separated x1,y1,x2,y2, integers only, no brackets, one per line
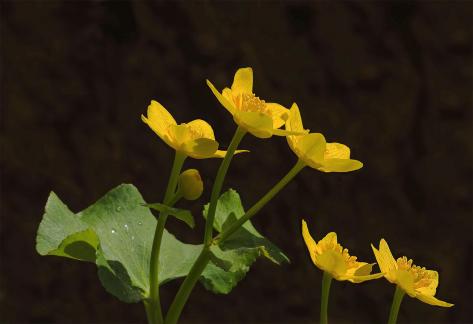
142,100,177,138
286,103,305,132
272,128,309,137
344,272,384,283
212,149,250,158
234,111,273,138
169,124,192,147
324,143,351,159
182,138,218,159
318,159,363,173
354,263,375,276
297,133,327,163
416,293,454,307
371,239,398,281
395,270,417,297
231,67,253,94
207,80,235,114
302,219,318,265
315,250,347,278
416,270,439,296
266,103,289,129
186,119,215,140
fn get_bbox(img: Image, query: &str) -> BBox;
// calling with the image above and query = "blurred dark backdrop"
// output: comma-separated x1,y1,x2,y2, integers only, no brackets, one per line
1,1,471,323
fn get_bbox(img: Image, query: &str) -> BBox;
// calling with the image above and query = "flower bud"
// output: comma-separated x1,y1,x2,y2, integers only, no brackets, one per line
178,169,203,200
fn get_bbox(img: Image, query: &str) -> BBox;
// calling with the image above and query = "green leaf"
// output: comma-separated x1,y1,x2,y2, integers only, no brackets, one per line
201,189,289,294
35,184,206,303
145,203,195,228
36,193,99,262
36,185,283,302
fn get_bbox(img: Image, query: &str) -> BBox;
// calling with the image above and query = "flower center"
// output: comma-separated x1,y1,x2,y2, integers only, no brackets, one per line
317,238,358,269
234,93,272,116
396,256,434,289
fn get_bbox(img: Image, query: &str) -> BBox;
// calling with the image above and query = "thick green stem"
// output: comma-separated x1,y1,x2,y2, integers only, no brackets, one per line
388,286,405,324
320,271,333,324
165,247,212,324
147,152,186,324
165,159,306,324
203,126,246,245
215,159,305,244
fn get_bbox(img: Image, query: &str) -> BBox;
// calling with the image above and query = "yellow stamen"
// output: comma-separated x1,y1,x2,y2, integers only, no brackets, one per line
396,256,434,289
234,93,271,116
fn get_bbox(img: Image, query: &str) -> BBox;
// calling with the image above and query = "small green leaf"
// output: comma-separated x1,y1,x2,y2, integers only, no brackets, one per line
201,189,289,294
36,192,98,262
146,203,195,228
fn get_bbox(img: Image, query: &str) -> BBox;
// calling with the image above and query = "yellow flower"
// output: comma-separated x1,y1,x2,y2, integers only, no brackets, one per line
142,100,242,159
371,239,453,307
206,67,306,138
286,103,363,172
302,220,383,283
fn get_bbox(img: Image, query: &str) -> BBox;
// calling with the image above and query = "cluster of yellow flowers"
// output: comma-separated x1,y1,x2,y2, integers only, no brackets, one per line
142,67,452,320
303,220,453,307
143,67,362,172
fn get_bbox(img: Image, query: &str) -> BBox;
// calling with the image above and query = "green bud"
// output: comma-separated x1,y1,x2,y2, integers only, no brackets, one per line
178,169,203,200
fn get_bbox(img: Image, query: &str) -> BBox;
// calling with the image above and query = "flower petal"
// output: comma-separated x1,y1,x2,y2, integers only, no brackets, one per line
302,220,318,266
169,124,192,146
324,143,351,159
298,133,327,162
186,119,215,140
318,159,363,173
142,100,177,138
343,272,384,283
212,149,250,158
372,239,398,276
396,270,417,297
315,250,347,279
415,270,439,296
231,67,253,94
286,103,305,132
234,111,273,138
207,80,235,114
266,102,289,129
182,138,219,159
416,293,454,307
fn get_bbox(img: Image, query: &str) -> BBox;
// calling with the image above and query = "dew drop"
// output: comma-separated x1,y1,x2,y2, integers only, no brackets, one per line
131,235,135,240
124,224,129,231
138,221,143,226
111,229,117,234
116,206,122,212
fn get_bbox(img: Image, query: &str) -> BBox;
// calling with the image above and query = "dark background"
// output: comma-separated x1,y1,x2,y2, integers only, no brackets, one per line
1,1,471,323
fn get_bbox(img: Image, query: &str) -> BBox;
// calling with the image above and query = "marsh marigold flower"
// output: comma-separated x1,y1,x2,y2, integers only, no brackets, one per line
371,239,454,307
142,100,244,159
286,103,363,172
207,67,306,138
302,220,382,282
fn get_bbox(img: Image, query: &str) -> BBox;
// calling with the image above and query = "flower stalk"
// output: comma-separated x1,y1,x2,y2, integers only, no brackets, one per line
165,159,306,324
388,286,405,324
146,152,187,324
320,271,333,324
203,126,247,245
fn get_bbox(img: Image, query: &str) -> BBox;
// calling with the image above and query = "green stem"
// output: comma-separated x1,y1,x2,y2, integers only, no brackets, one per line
203,126,246,245
147,152,186,324
320,271,333,324
215,159,305,244
165,159,306,324
388,286,405,324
